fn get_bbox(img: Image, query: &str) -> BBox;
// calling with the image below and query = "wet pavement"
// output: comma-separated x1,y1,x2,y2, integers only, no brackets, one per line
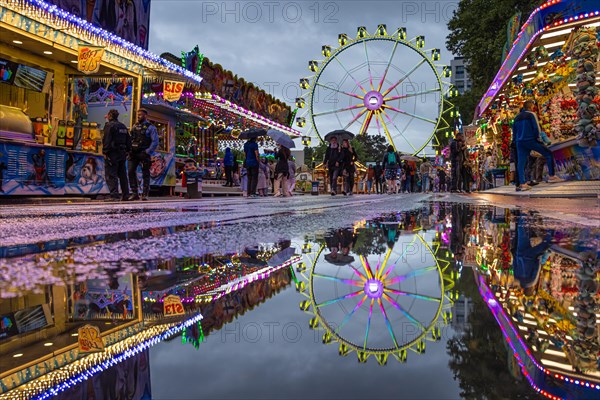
0,194,598,399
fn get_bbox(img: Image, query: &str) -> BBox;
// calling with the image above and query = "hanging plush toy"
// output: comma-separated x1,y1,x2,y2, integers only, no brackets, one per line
568,27,600,147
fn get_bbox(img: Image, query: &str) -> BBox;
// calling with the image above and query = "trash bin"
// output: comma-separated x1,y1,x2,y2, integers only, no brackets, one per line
311,181,319,195
185,171,202,199
491,168,506,188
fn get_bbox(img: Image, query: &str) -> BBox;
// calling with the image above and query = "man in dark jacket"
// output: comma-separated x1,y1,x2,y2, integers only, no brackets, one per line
450,132,465,192
128,109,159,200
513,100,562,191
323,136,342,195
102,109,131,201
373,161,383,194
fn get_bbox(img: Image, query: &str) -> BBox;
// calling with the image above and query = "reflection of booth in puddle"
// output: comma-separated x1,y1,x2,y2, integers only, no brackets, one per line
295,215,454,364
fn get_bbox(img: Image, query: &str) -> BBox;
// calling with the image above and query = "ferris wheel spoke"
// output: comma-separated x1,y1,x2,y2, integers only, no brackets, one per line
343,108,368,130
332,55,368,94
363,40,375,90
313,273,365,287
359,255,375,280
384,87,441,102
375,247,394,280
334,294,369,335
382,104,437,124
315,82,364,101
380,109,418,153
384,265,438,285
312,104,365,118
378,298,400,349
382,58,427,97
315,289,364,308
375,113,396,150
359,110,375,135
347,263,369,281
382,293,426,332
363,298,375,350
384,288,441,302
377,38,401,92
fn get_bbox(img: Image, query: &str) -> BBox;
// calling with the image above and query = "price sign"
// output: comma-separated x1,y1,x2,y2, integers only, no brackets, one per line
78,46,104,74
77,324,104,353
163,80,185,102
163,295,185,317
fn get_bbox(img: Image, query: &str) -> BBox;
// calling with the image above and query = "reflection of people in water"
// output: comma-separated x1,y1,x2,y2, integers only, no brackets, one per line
512,214,552,296
324,228,357,262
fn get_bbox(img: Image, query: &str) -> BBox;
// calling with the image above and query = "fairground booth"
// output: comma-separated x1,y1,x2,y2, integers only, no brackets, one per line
474,0,599,184
158,50,301,186
0,0,202,197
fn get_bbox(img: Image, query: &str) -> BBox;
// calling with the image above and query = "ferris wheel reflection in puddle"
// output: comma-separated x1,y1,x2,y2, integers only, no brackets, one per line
296,218,455,365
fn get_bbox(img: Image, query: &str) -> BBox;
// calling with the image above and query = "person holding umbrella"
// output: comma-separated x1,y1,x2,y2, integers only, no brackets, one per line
324,136,342,195
274,144,291,197
340,138,358,196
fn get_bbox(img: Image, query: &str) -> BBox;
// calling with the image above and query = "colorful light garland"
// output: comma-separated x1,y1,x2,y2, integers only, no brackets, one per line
196,93,302,137
2,313,204,400
4,0,203,83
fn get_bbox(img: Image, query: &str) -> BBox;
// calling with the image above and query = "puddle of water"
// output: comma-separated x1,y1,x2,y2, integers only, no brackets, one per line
1,203,598,400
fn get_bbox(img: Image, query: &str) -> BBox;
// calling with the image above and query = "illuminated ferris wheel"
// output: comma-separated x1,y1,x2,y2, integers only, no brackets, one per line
295,228,454,365
296,25,457,155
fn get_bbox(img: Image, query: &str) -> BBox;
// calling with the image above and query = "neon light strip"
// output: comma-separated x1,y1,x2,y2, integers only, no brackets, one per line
478,275,600,399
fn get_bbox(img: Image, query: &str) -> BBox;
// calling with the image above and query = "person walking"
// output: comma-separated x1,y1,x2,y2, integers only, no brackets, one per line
102,109,131,201
340,138,358,195
450,132,465,192
366,165,375,194
287,156,297,196
324,136,342,195
257,156,270,196
420,158,432,193
223,147,235,187
374,161,383,194
128,108,158,201
243,137,260,197
382,145,399,195
513,100,562,191
274,144,291,197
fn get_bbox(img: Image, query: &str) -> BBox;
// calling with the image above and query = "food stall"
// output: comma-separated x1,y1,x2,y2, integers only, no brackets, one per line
475,0,600,182
0,0,202,197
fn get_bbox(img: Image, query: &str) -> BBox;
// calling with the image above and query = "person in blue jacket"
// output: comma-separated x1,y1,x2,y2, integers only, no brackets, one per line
512,214,552,297
512,100,562,191
223,147,235,187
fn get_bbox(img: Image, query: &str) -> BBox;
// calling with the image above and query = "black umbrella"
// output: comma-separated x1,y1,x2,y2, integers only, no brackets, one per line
324,253,355,266
324,130,355,142
239,128,268,140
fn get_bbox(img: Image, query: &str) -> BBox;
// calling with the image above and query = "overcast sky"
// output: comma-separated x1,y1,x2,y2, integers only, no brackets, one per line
148,0,458,153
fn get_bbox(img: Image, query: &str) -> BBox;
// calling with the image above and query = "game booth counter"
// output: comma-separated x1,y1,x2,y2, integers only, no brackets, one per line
0,0,203,198
474,0,600,184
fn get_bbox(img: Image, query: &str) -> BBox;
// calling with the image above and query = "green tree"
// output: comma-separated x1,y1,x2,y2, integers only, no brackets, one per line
446,0,540,117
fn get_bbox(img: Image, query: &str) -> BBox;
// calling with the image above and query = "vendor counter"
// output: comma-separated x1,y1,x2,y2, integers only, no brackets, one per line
0,140,108,196
0,140,175,196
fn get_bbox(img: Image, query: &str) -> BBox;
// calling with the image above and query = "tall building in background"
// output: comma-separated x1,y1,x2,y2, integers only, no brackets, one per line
46,0,152,49
450,57,472,95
